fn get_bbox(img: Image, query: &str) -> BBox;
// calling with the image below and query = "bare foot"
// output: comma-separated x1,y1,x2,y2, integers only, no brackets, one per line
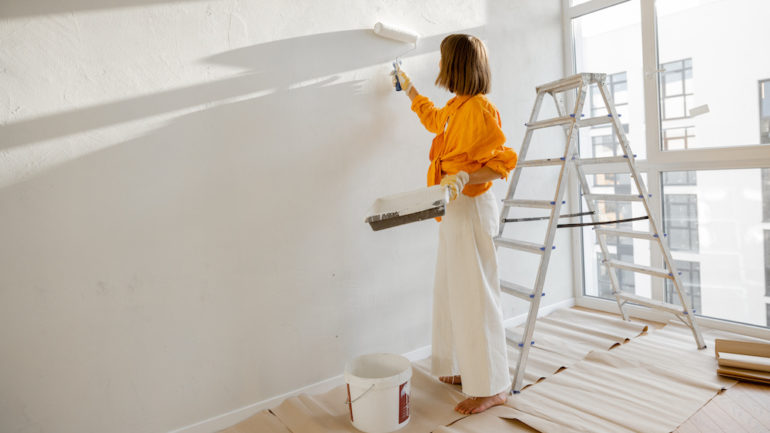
439,375,462,385
454,391,508,415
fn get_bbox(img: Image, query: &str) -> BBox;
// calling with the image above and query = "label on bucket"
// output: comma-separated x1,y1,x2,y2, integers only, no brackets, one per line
347,384,354,422
399,381,410,423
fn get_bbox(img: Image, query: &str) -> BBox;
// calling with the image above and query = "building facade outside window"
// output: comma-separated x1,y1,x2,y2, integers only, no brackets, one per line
663,194,699,252
761,79,770,145
568,0,770,328
665,259,701,312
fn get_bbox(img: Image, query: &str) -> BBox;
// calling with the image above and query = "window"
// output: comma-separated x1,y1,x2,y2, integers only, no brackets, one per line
765,304,770,328
663,194,699,252
665,260,701,313
567,0,770,330
663,126,695,150
660,59,693,121
597,243,635,298
572,0,646,160
656,0,770,149
765,230,770,297
762,80,770,145
662,170,696,186
589,72,630,160
661,169,766,327
660,58,695,150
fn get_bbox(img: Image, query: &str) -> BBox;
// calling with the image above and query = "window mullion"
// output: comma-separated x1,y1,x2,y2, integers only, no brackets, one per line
639,0,666,301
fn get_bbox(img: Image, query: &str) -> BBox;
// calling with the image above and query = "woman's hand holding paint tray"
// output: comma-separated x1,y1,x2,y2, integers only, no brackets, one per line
440,171,469,201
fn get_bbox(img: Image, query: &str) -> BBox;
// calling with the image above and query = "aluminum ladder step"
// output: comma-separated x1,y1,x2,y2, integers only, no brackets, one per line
525,116,574,130
574,155,632,166
500,280,543,301
494,237,552,254
502,199,560,209
584,193,645,202
518,158,566,167
595,227,660,240
535,72,605,94
604,259,674,279
576,115,615,128
525,114,617,130
615,292,686,316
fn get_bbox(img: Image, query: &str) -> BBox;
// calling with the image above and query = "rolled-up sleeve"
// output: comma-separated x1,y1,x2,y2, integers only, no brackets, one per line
411,95,446,134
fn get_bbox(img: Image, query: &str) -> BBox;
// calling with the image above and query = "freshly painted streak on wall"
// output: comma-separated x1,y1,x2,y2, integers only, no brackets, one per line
0,1,565,433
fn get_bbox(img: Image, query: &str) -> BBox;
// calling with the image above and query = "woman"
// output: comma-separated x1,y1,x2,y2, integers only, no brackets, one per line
392,34,518,414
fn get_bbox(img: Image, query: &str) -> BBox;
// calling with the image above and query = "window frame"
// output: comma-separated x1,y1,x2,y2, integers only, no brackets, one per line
563,0,770,338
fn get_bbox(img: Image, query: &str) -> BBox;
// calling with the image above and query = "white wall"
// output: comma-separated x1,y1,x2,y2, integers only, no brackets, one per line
0,1,565,432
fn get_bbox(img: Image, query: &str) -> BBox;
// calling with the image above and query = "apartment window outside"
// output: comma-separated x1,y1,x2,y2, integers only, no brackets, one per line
597,247,635,298
663,194,699,252
765,304,770,328
662,170,696,186
662,169,767,327
660,59,693,120
663,126,695,150
665,260,701,312
762,79,770,145
765,230,770,297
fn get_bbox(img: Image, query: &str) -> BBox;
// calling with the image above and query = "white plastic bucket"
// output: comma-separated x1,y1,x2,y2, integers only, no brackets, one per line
344,353,412,433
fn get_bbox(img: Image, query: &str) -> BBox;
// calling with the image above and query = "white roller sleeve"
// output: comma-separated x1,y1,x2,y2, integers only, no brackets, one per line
373,22,420,44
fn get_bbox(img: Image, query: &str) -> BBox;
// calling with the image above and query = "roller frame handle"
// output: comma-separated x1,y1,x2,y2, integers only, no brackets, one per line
393,62,402,92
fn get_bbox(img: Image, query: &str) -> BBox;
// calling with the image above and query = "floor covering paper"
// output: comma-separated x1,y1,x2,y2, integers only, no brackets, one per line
217,309,766,433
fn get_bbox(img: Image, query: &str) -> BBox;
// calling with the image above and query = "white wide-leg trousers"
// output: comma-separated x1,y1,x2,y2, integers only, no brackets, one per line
431,190,511,397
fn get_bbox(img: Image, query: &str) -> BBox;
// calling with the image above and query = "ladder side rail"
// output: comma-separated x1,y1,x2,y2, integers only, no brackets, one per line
574,161,630,320
499,91,547,237
550,91,575,139
597,80,706,348
561,78,628,319
511,83,588,392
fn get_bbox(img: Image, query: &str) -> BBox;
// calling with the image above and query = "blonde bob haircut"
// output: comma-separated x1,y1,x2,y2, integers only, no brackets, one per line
435,34,491,95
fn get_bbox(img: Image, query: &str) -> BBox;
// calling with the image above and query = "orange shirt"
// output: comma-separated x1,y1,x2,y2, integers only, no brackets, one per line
411,94,517,197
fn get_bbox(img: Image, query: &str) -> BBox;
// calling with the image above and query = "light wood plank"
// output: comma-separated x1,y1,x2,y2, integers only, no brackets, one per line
722,384,770,429
732,382,770,411
701,398,751,433
674,417,701,433
685,406,723,433
711,394,767,433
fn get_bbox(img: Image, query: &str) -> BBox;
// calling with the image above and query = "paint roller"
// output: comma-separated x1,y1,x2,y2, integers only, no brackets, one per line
373,22,420,91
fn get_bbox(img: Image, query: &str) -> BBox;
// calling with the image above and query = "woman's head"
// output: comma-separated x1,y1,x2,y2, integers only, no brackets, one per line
435,34,491,95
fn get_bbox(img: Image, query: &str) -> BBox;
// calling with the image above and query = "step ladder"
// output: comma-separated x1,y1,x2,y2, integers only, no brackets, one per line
497,73,707,393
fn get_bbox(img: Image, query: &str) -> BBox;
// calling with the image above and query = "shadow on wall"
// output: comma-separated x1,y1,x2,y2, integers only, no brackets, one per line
0,23,485,291
0,0,210,18
0,25,492,431
0,27,481,153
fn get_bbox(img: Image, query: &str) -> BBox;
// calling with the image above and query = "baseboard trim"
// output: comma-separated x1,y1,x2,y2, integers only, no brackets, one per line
167,344,435,433
169,298,575,433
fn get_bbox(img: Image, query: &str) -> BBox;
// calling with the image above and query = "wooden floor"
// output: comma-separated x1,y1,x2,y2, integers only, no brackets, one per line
572,307,770,433
674,381,770,433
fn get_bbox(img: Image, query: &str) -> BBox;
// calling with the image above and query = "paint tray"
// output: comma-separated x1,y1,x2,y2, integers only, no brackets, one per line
366,185,449,231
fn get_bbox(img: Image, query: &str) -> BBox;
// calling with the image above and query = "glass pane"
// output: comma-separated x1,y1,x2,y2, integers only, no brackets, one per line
762,80,770,145
664,96,685,119
662,169,769,328
572,0,646,159
582,173,651,300
657,0,770,149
